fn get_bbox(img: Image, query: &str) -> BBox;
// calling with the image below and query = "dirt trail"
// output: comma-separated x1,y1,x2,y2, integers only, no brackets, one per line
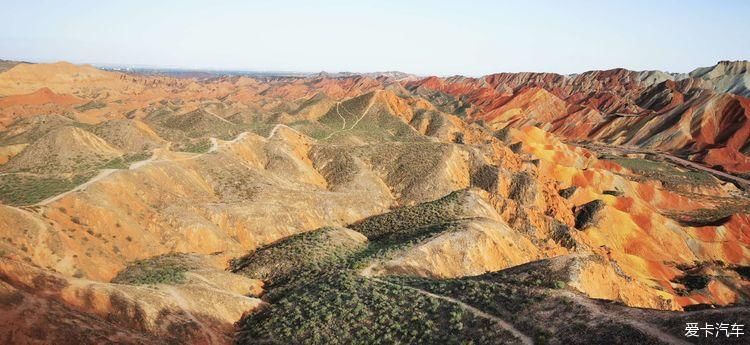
321,103,348,140
35,168,118,206
336,102,347,129
127,153,159,170
560,291,691,345
659,153,750,187
321,91,379,140
266,124,305,140
35,135,225,206
202,107,236,125
347,90,379,131
128,138,218,167
573,141,750,189
370,278,533,345
34,125,313,206
228,131,248,143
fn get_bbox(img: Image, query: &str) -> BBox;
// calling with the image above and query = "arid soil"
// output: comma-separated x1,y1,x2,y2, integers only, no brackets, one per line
0,61,749,344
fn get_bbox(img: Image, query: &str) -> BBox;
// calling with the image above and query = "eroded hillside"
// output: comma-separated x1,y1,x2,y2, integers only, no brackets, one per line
0,62,749,344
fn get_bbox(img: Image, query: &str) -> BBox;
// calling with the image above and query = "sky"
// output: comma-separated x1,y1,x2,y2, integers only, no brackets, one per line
1,0,749,76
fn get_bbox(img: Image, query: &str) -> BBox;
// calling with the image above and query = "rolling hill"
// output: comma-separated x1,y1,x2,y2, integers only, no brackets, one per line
0,61,749,344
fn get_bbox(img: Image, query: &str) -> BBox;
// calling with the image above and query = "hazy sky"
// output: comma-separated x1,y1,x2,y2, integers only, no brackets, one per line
1,0,748,76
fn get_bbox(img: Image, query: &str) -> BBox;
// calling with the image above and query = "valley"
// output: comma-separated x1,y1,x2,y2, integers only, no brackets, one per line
0,60,749,344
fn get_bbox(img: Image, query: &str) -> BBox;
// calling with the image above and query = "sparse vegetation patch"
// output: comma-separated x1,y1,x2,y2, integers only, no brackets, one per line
0,173,94,205
111,253,201,285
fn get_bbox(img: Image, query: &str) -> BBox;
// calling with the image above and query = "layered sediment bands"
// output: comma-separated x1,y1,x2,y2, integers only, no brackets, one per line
408,61,750,174
1,61,749,343
7,132,388,281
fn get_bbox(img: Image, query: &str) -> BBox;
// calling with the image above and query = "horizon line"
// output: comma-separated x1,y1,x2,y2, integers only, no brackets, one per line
3,56,749,79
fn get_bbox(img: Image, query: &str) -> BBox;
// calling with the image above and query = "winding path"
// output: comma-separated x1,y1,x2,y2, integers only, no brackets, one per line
201,106,235,125
35,136,219,206
36,169,118,205
370,278,534,345
560,291,691,345
335,102,347,129
29,93,370,205
266,124,305,139
346,91,379,131
321,91,380,141
33,126,300,206
573,141,750,189
659,152,750,188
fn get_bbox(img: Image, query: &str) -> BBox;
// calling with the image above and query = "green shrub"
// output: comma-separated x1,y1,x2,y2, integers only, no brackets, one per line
99,152,153,169
175,138,212,153
75,101,107,112
111,253,200,285
236,272,515,345
350,190,464,239
231,227,365,286
605,156,714,186
0,173,94,205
